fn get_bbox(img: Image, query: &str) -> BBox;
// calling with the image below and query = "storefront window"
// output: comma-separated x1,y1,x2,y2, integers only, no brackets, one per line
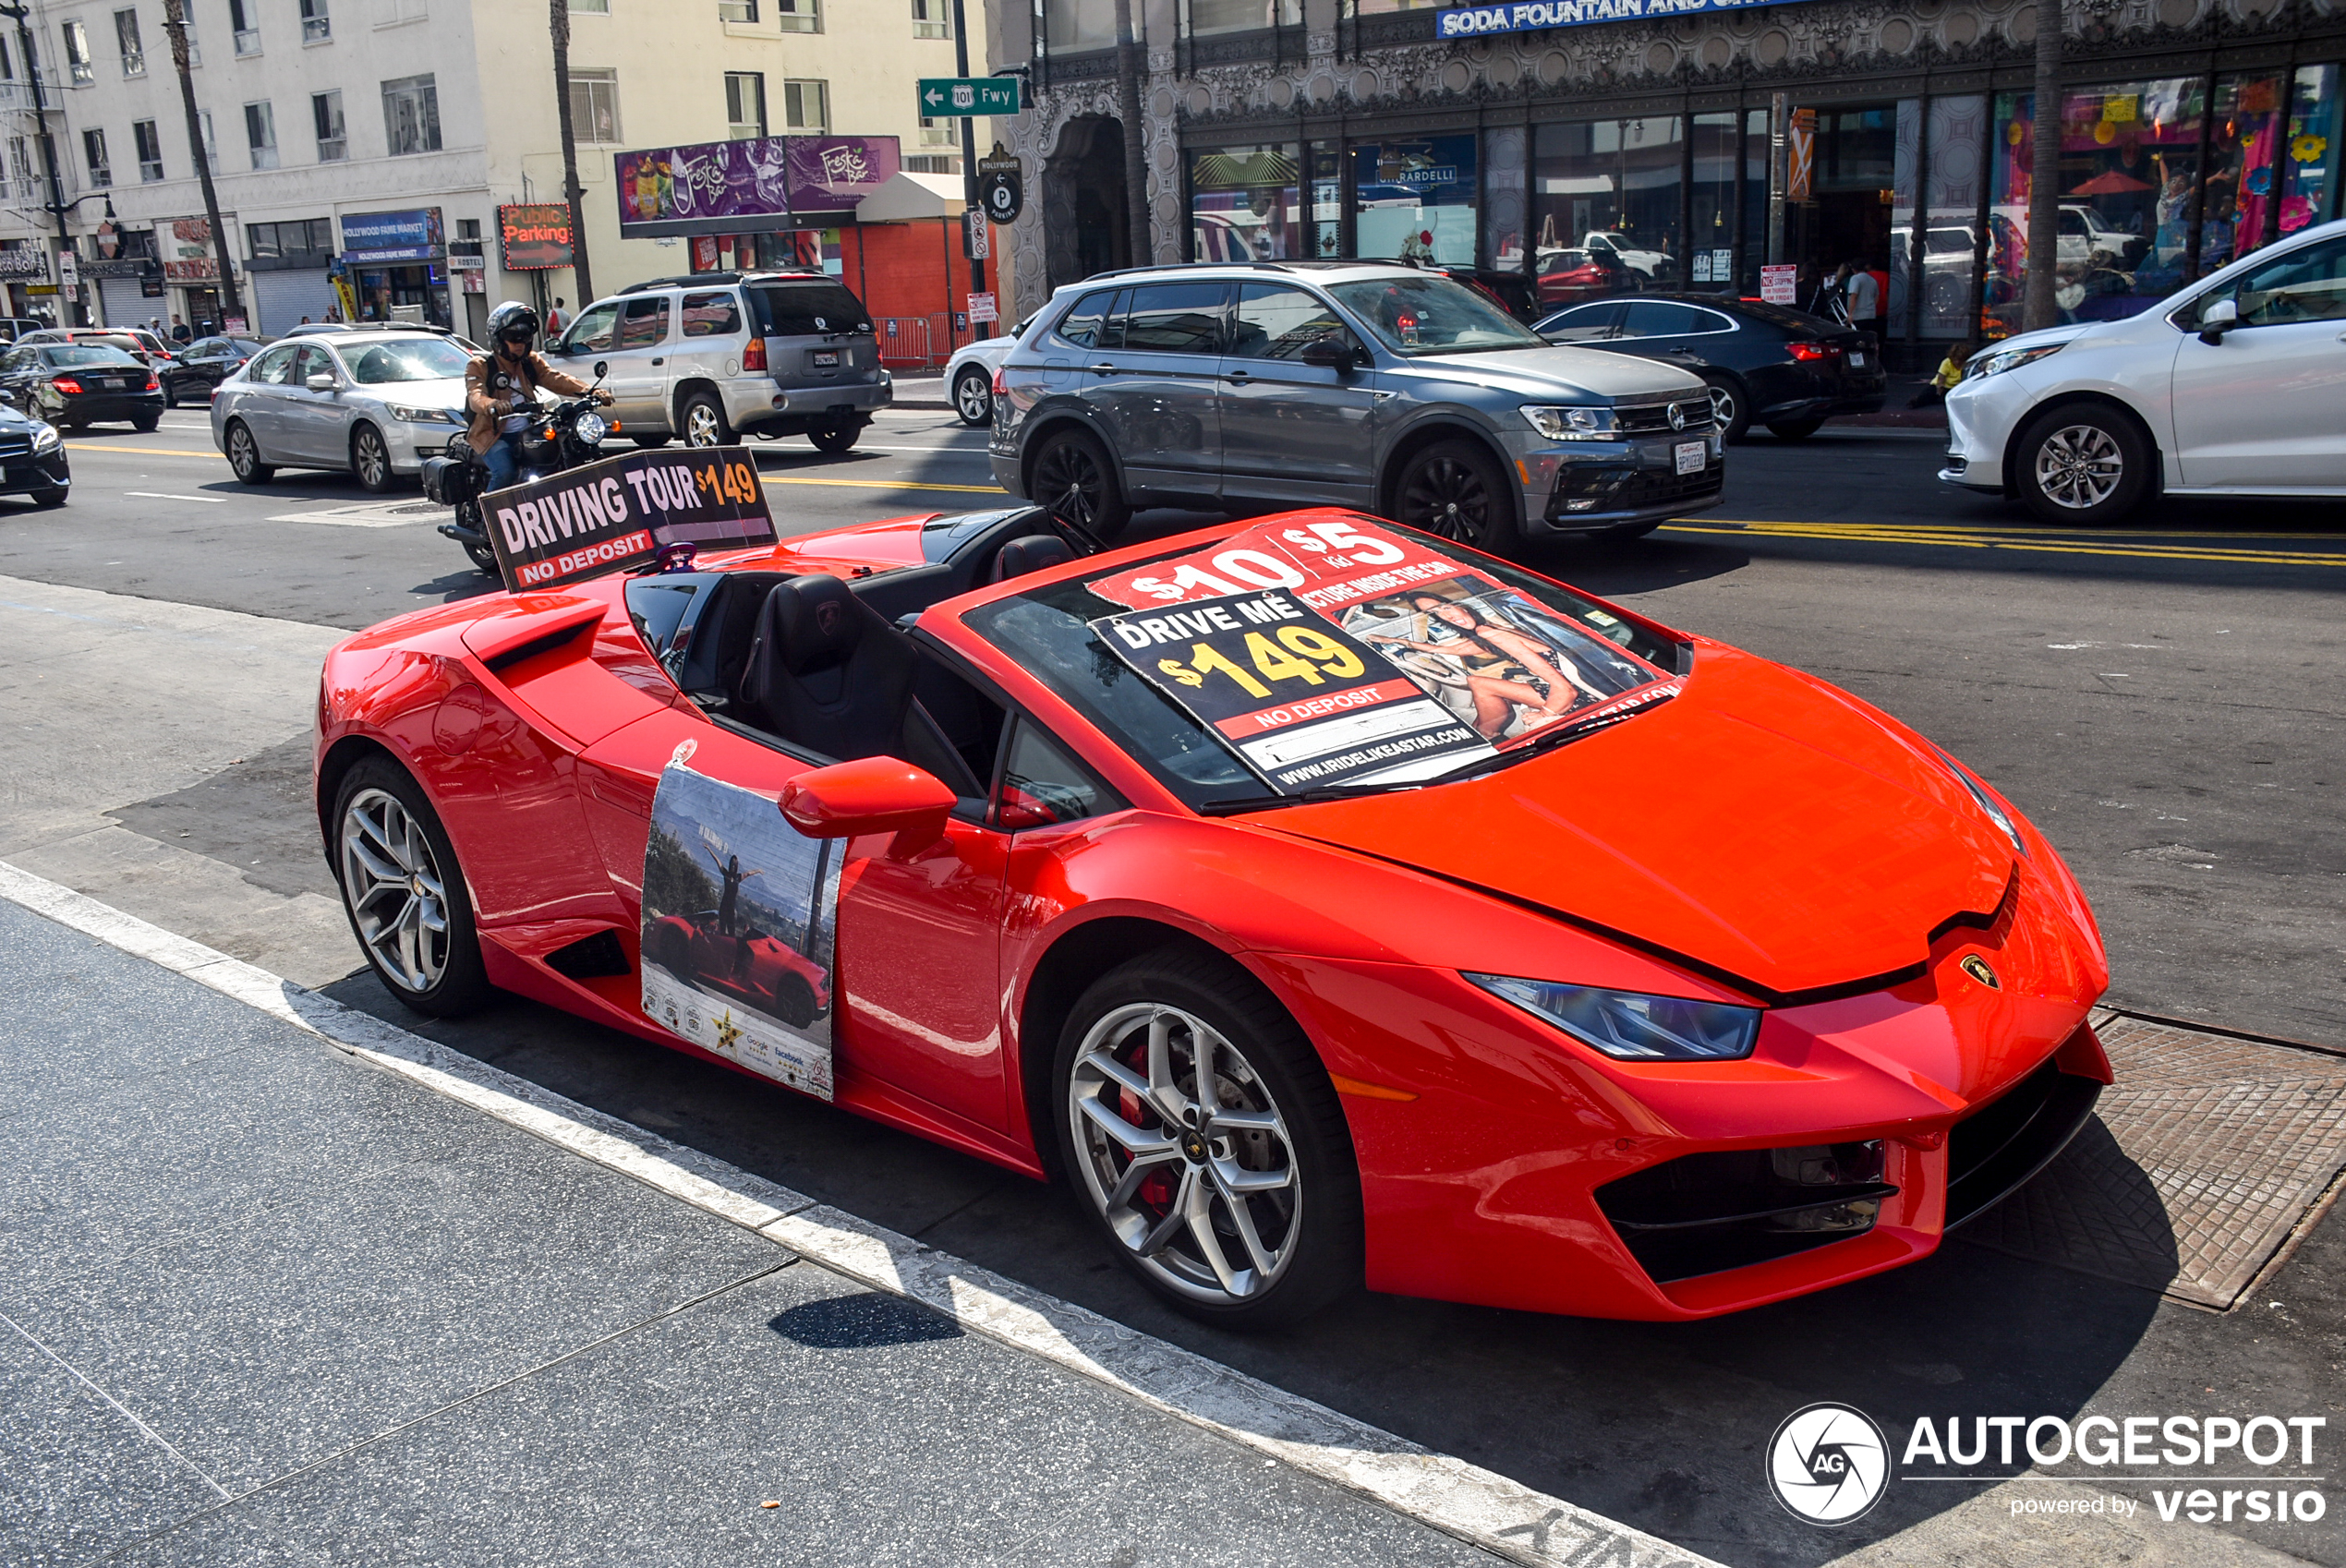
1190,143,1301,260
1184,0,1297,34
1532,117,1682,288
1891,94,1988,340
1308,142,1341,259
2211,74,2288,266
2283,65,2340,236
1788,103,1896,309
1687,113,1738,292
1353,135,1477,264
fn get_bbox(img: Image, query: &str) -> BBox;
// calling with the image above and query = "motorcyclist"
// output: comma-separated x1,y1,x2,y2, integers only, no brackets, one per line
464,301,611,493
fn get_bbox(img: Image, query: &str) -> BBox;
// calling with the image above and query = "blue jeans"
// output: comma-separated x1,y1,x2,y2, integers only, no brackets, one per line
480,432,525,494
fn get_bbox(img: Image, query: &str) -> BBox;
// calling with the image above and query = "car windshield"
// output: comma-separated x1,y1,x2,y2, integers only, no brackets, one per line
960,518,1685,810
344,338,472,383
44,345,138,367
745,281,873,336
1327,276,1546,357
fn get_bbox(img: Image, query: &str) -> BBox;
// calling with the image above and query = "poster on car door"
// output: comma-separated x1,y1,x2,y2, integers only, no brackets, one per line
639,758,842,1101
483,445,778,594
1086,516,1679,791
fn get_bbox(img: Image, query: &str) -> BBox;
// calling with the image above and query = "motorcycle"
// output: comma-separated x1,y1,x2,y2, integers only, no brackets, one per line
428,359,612,575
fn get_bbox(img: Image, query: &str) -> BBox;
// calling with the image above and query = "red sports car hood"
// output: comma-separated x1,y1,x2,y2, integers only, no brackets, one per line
1250,645,2013,998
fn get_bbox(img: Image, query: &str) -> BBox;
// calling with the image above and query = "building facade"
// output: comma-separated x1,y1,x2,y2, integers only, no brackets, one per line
0,0,982,339
987,0,2345,356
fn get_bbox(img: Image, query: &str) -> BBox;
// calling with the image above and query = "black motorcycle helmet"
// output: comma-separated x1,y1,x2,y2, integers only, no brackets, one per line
487,300,539,355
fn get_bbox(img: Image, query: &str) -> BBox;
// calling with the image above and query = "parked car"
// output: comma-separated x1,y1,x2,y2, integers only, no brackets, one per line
1533,294,1888,441
1584,231,1674,279
0,388,71,504
0,316,48,343
159,334,265,407
16,326,173,371
549,269,892,452
992,260,1722,552
1535,247,1641,306
282,322,360,335
1942,216,2346,525
0,342,163,431
213,329,482,492
944,316,1031,427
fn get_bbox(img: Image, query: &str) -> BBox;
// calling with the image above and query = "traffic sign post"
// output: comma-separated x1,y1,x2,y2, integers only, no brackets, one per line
918,78,1020,116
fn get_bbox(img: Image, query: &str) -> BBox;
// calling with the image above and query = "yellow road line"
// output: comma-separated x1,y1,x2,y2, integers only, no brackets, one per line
65,443,221,458
1690,516,2346,542
1660,521,2346,567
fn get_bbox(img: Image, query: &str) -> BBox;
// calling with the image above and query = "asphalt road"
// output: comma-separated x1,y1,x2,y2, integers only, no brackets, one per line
2,406,2341,1567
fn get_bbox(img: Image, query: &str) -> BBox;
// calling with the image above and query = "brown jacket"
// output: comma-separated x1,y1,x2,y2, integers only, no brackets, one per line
464,348,594,454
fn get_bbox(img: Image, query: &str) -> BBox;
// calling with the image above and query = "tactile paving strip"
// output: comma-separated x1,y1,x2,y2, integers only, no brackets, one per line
1956,1013,2346,1309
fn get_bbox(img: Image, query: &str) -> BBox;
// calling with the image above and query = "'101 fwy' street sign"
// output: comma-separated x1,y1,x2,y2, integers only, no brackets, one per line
918,77,1021,116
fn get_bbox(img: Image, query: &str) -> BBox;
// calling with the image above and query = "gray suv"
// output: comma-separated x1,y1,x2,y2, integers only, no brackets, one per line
550,269,890,452
991,260,1722,553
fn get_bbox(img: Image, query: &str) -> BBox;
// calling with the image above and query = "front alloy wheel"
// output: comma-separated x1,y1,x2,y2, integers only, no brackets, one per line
333,761,491,1016
2014,405,2150,525
2032,423,2122,511
1030,430,1131,539
1393,439,1516,551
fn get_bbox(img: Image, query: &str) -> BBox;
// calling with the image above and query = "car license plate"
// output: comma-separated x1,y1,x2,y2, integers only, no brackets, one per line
811,349,840,368
1675,440,1706,476
1848,352,1868,368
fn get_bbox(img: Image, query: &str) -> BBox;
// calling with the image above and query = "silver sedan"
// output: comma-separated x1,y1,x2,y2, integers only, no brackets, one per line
212,329,477,493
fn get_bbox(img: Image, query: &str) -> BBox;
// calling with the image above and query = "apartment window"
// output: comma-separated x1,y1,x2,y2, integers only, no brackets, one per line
229,0,260,54
115,8,144,76
723,72,765,139
719,0,757,19
301,0,332,42
82,127,110,187
567,66,618,143
775,0,817,30
782,78,827,132
919,115,958,147
571,0,608,10
62,19,93,84
1,38,14,80
9,136,34,196
248,217,333,260
377,0,429,24
312,90,345,161
381,73,440,154
244,100,277,169
133,118,163,181
912,0,949,36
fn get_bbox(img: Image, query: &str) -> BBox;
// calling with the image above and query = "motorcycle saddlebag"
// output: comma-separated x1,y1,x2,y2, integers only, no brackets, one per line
421,455,478,506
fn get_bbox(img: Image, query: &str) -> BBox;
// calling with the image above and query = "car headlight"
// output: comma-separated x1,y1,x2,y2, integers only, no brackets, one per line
1935,750,2028,857
384,404,463,425
1464,973,1761,1060
573,411,608,446
1964,342,2064,381
1522,404,1620,441
29,421,59,452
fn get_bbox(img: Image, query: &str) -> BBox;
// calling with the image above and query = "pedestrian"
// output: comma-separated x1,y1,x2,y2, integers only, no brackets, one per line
298,314,311,325
548,296,567,332
1844,257,1883,343
168,313,191,345
1909,338,1974,407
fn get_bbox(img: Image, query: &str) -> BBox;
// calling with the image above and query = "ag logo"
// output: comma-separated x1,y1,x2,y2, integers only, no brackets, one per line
1767,1403,1889,1525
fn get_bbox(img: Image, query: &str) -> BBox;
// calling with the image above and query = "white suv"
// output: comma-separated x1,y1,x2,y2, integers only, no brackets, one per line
1941,217,2346,524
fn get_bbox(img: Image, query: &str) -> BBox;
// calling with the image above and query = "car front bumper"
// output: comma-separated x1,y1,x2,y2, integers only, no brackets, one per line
0,445,69,492
1939,373,2037,491
1506,430,1727,535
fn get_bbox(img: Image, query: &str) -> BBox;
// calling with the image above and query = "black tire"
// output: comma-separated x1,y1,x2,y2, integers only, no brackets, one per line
631,431,673,450
331,756,493,1018
352,423,395,493
133,414,160,433
678,391,732,449
1702,374,1752,442
162,380,178,410
770,972,819,1030
809,423,860,453
30,487,66,508
1389,438,1518,554
952,368,994,427
224,418,272,483
463,539,500,574
2013,404,2153,526
1766,416,1825,440
1029,427,1131,540
1053,948,1362,1330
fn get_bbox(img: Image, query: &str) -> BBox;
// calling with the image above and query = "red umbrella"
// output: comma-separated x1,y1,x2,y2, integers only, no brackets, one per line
2069,169,2156,195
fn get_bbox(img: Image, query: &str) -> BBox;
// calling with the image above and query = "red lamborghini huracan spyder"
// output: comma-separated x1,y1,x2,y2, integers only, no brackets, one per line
315,505,2110,1327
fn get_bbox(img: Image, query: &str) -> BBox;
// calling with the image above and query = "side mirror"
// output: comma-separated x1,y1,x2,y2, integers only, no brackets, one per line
780,757,955,856
1300,338,1359,372
593,359,608,377
305,372,336,392
2196,296,2239,344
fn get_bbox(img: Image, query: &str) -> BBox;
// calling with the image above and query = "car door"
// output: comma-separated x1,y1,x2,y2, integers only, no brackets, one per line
2168,231,2346,490
279,344,350,463
603,293,674,427
1216,283,1379,510
1087,280,1227,504
227,342,301,456
1537,299,1626,344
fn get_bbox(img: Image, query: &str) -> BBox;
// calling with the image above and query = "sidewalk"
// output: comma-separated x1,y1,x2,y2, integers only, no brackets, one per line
889,374,951,410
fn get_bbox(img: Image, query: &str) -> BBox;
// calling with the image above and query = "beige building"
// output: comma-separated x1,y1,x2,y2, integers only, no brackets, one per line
0,0,984,338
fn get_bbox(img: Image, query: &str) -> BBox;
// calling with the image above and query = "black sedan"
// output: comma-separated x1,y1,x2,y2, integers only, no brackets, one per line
0,343,164,432
159,335,265,407
1533,295,1887,441
0,393,71,506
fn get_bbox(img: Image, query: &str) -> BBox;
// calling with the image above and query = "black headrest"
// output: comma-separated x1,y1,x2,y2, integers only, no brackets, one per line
988,534,1075,585
763,573,866,674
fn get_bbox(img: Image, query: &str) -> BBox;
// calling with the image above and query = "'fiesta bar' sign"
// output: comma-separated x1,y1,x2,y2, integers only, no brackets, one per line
1437,0,1796,37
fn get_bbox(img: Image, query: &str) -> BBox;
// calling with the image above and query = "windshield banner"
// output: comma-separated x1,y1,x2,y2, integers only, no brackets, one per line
483,445,777,594
1087,516,1677,792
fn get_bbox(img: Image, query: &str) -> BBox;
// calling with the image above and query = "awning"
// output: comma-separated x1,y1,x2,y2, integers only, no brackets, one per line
851,171,968,223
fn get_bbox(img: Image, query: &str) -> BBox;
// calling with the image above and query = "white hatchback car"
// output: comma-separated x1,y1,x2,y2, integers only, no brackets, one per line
941,316,1029,427
1941,217,2346,524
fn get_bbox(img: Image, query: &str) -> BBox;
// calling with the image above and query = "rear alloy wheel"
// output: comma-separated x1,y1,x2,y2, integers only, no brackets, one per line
2015,405,2150,525
225,419,272,484
352,423,395,492
1030,428,1131,540
1703,375,1752,442
680,392,732,448
1056,951,1361,1329
953,367,993,427
1392,439,1518,553
333,759,492,1017
809,423,860,453
1767,416,1825,440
